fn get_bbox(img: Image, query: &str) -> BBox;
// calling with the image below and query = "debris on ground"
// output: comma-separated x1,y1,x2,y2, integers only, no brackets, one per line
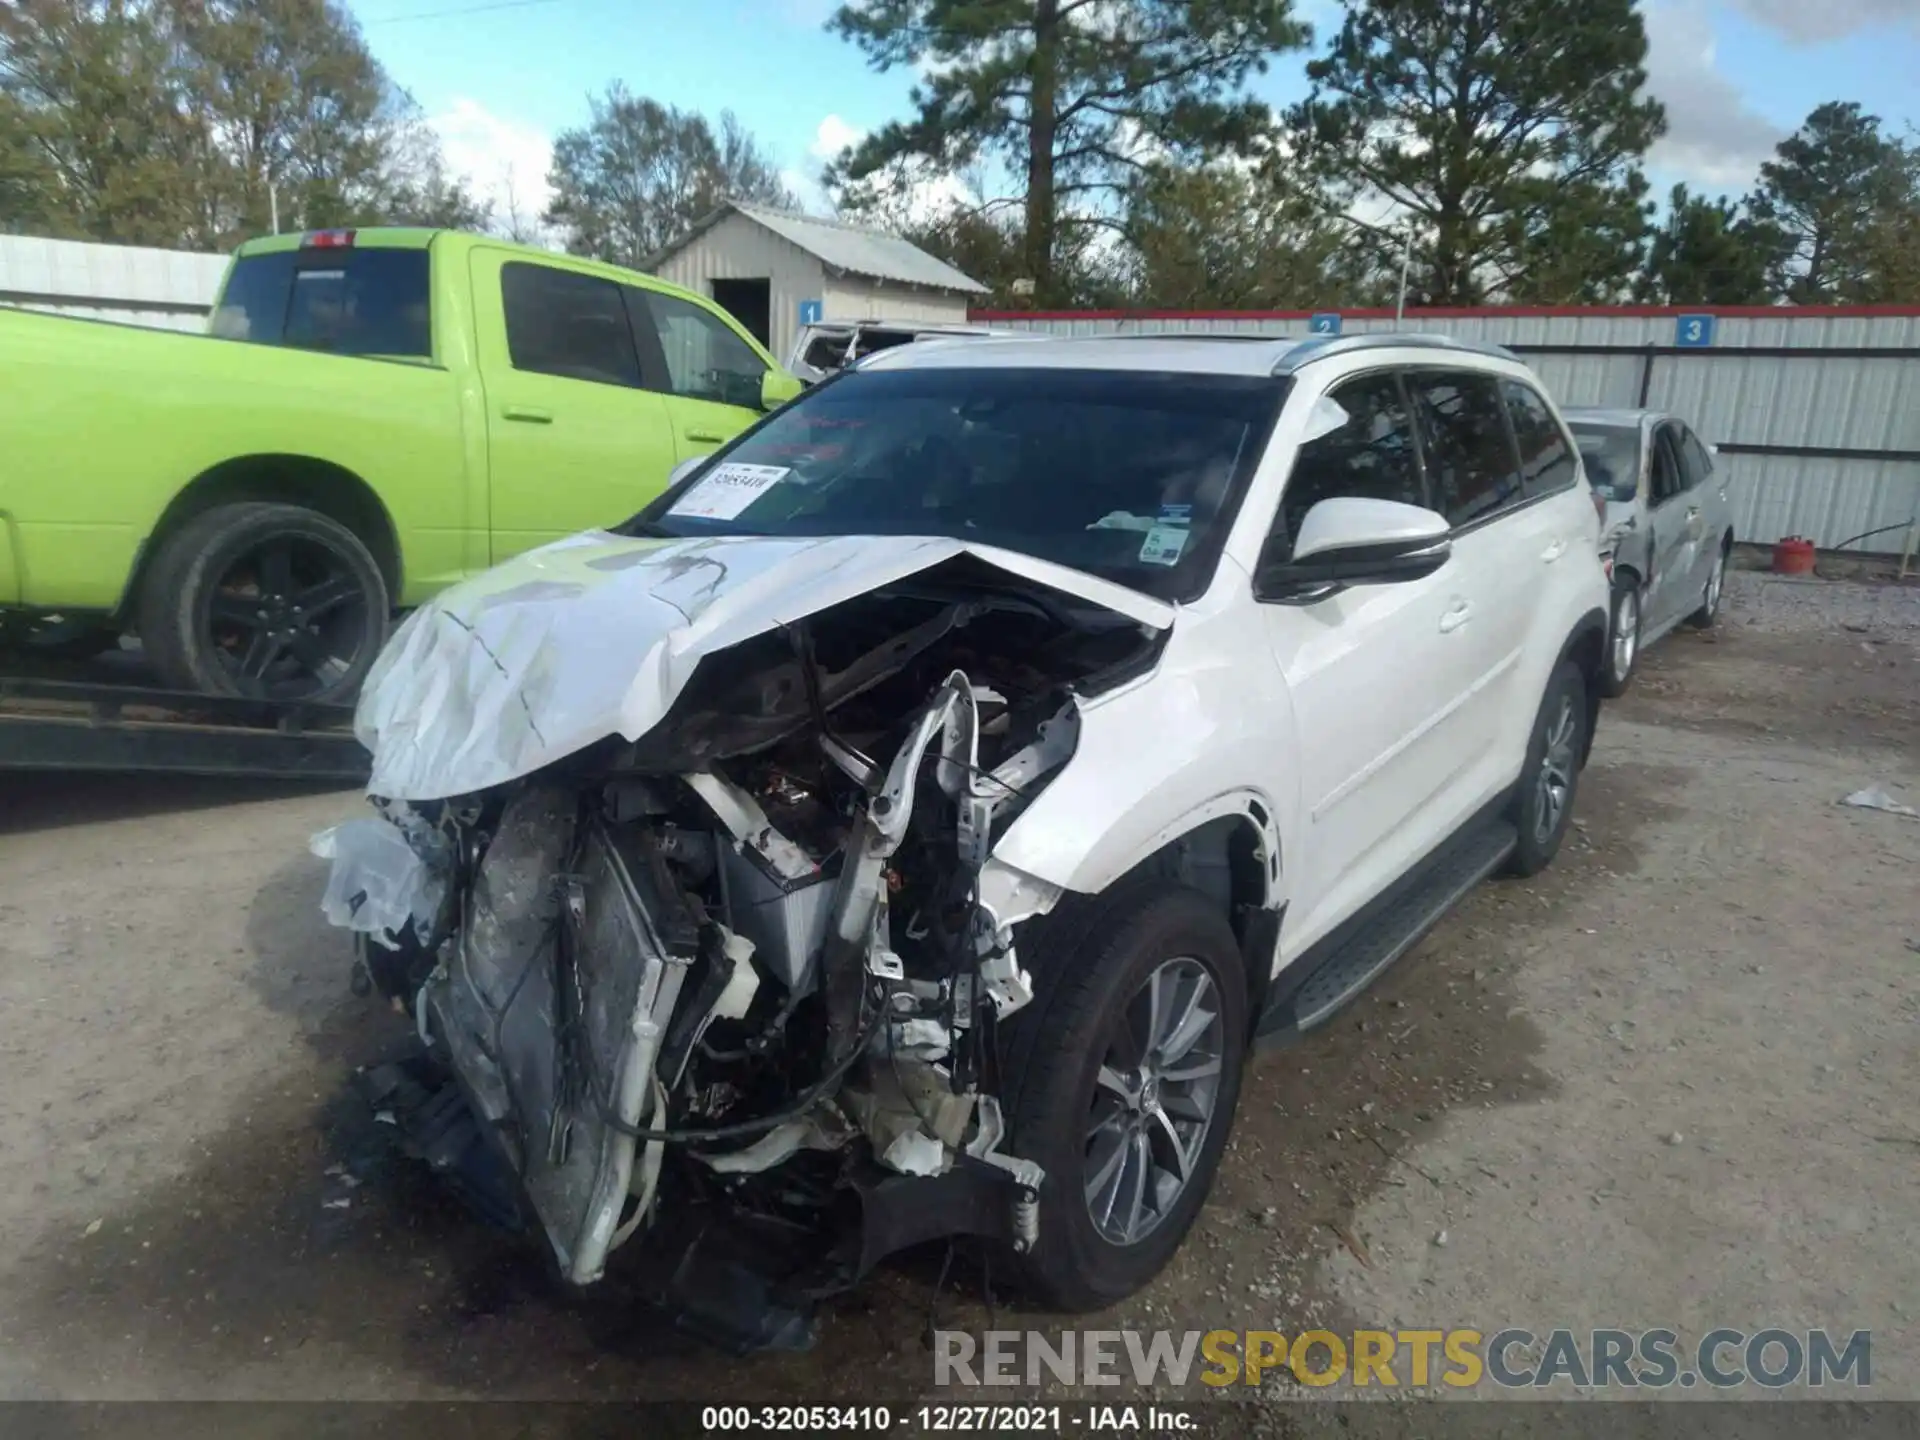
1840,786,1919,818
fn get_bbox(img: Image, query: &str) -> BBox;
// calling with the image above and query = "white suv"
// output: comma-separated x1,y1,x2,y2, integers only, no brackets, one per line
320,331,1608,1349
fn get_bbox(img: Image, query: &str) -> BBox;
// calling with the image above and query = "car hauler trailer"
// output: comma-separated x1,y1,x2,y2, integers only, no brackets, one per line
0,675,367,782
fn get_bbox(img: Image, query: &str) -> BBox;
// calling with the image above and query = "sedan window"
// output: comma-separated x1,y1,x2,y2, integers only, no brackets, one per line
1570,424,1641,503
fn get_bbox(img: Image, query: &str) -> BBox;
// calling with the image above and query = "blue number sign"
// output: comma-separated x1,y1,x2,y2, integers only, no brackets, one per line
1310,312,1343,335
798,299,823,326
1676,313,1716,348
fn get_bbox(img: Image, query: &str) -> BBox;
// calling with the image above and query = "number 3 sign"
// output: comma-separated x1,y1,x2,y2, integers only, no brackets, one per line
1676,314,1716,348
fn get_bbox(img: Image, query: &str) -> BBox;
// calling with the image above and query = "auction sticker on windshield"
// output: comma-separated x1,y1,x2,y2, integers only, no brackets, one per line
668,463,790,521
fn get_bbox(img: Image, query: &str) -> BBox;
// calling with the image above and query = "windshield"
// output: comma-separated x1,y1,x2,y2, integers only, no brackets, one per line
631,366,1286,602
210,247,432,358
1569,423,1642,503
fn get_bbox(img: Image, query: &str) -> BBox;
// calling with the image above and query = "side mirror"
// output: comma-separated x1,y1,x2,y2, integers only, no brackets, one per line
1256,497,1451,600
760,369,804,411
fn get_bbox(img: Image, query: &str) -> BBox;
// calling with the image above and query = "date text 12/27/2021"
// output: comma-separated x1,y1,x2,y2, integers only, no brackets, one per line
701,1405,1198,1433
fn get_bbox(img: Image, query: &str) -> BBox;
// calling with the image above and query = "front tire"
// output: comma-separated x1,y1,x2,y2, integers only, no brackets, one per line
1506,660,1589,878
1000,884,1248,1311
137,502,390,704
1599,578,1640,698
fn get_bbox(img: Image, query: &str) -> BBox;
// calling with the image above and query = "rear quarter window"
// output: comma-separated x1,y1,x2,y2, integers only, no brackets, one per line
212,248,431,358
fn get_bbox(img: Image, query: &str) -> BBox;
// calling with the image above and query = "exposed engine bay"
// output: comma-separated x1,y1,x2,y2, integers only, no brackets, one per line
315,563,1165,1350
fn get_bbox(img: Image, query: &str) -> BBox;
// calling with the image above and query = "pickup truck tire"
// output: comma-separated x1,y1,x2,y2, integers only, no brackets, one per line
137,502,390,704
998,882,1247,1312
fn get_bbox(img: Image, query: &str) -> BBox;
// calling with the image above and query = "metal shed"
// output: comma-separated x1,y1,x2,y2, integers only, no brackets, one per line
652,201,988,366
972,304,1920,556
0,235,227,333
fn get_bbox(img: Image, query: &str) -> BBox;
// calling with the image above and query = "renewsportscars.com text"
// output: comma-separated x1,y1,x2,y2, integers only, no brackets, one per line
934,1328,1872,1390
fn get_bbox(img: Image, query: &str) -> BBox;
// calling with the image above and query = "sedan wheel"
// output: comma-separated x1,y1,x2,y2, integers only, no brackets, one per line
1690,545,1727,629
1601,583,1640,697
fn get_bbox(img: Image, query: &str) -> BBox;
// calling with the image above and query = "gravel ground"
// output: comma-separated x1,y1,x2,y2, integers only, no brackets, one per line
0,569,1915,1424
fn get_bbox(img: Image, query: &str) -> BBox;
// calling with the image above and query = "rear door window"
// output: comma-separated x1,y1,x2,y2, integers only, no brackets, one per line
1677,425,1715,489
500,262,642,387
1501,380,1579,497
212,246,431,358
1649,426,1685,505
1408,371,1524,527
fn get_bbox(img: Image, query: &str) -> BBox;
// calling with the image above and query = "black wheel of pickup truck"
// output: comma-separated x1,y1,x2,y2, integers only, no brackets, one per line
138,502,390,704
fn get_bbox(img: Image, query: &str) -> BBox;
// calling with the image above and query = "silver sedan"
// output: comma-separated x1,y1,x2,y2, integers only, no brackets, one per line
1565,407,1736,695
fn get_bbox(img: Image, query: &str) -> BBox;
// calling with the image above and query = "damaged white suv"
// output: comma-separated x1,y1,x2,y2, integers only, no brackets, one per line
317,332,1608,1350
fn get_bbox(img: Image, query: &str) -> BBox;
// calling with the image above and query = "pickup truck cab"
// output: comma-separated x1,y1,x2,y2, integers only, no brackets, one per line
0,227,801,700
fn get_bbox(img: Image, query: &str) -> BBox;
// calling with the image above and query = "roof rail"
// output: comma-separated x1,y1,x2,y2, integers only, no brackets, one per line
1272,332,1522,374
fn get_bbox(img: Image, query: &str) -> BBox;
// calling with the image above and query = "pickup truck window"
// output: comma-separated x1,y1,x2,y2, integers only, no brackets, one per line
212,248,430,358
640,290,766,409
501,262,643,387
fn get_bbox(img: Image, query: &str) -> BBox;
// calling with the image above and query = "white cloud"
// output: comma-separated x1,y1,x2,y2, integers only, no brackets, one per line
809,113,863,164
1642,3,1783,192
429,98,555,242
1724,0,1917,42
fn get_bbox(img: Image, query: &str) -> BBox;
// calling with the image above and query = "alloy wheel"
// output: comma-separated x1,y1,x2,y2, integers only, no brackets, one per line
1084,957,1226,1246
1611,589,1639,682
1534,694,1579,846
206,535,370,700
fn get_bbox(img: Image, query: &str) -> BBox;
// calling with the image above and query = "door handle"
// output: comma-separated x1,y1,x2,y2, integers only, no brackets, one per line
1439,600,1473,633
502,404,553,424
685,429,726,444
1541,538,1567,563
1685,506,1701,524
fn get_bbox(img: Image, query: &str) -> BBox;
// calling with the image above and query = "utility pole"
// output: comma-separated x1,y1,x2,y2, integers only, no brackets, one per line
269,182,280,236
1395,223,1414,323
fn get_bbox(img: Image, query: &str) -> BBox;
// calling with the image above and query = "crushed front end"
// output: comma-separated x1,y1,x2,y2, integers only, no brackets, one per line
315,559,1161,1349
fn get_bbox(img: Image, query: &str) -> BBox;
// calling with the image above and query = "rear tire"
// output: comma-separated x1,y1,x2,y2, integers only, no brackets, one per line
1505,660,1588,878
999,883,1248,1312
1687,539,1729,629
137,502,390,703
1598,578,1640,698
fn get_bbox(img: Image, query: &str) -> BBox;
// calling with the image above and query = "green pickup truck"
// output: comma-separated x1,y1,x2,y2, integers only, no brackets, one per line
0,227,800,702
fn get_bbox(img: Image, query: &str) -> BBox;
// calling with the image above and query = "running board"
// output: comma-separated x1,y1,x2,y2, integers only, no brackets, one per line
1256,820,1518,1047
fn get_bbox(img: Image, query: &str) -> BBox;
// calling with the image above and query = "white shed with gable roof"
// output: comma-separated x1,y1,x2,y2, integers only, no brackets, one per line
650,200,987,367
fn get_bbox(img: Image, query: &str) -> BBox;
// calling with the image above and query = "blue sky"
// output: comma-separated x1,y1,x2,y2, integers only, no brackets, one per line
343,0,1920,227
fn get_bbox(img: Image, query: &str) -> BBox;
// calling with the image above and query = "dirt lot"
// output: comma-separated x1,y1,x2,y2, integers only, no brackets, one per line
1,568,1916,1416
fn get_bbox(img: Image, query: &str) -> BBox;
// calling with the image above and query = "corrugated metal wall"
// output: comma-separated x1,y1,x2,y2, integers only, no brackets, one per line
653,211,827,365
820,278,972,328
0,235,226,333
973,307,1920,554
